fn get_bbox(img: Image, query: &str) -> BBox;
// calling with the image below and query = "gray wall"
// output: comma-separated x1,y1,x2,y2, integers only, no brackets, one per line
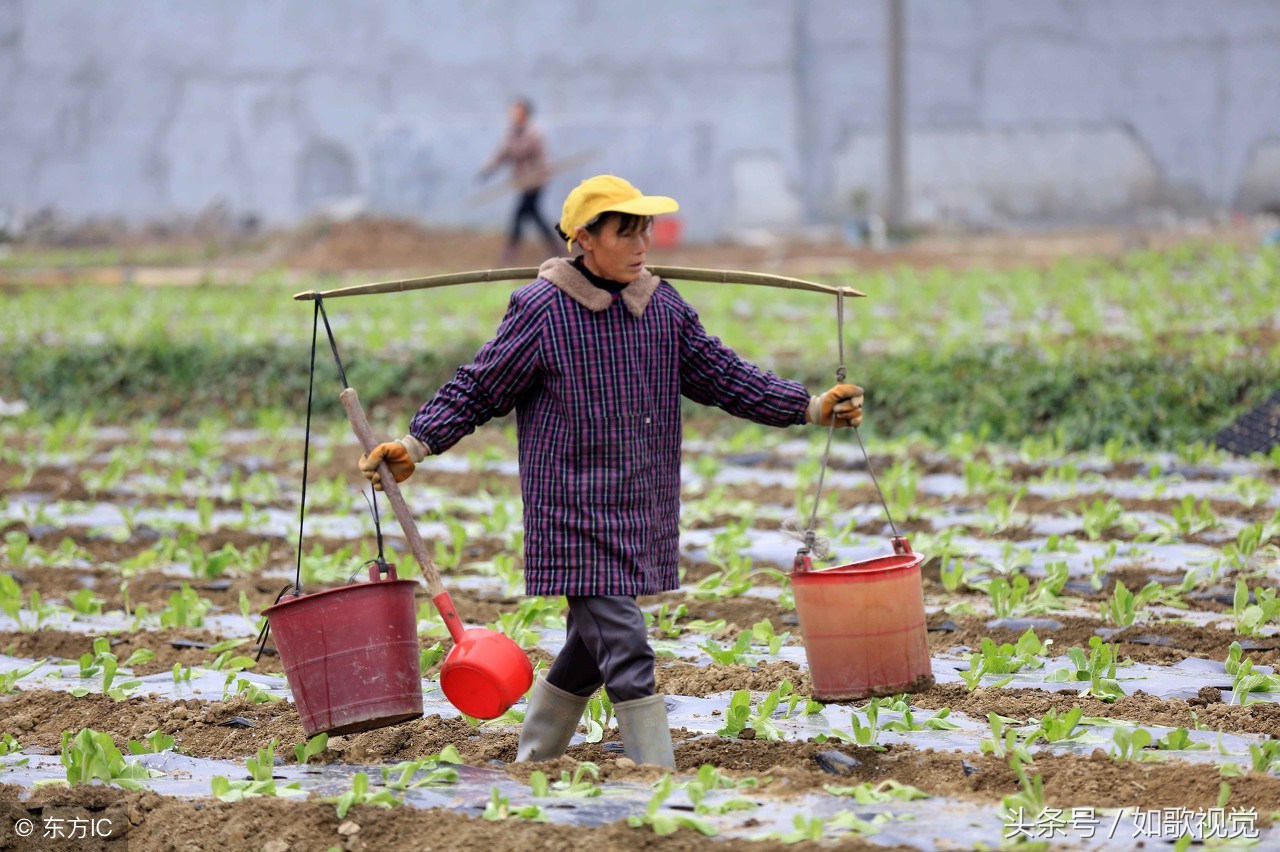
2,0,1279,239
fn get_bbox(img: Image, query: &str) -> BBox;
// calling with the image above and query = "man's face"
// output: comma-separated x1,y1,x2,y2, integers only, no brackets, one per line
511,103,529,126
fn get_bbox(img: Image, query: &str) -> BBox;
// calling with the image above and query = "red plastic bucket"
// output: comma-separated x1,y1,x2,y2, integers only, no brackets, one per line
264,564,423,737
790,540,933,701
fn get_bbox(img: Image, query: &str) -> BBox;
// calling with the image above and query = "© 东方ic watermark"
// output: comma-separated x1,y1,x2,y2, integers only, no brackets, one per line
12,815,113,840
1005,806,1259,842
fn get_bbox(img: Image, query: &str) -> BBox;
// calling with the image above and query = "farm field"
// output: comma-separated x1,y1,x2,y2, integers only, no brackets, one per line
1,242,1279,850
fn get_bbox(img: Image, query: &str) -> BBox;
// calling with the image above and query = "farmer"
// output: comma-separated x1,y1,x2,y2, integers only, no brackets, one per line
358,174,863,768
477,97,562,264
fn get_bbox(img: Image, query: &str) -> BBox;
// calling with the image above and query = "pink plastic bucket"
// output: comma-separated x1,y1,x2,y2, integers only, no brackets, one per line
791,540,933,701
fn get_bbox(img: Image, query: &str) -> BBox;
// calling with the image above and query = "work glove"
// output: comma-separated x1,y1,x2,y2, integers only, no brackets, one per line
807,383,864,428
358,435,429,491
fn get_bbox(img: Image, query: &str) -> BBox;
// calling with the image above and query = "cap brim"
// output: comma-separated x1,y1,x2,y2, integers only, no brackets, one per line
600,195,680,217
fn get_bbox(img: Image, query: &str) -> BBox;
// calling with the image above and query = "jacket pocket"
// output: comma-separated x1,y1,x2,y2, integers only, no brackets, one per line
575,414,653,506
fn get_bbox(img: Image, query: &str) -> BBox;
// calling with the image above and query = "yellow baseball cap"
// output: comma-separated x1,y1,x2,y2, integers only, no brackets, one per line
559,175,679,248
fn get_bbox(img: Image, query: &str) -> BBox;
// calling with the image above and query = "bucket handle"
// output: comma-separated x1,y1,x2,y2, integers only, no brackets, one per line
793,289,906,572
340,386,466,645
368,562,399,582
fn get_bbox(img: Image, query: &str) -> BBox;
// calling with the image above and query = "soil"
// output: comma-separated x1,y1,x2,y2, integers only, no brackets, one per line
911,684,1280,739
0,783,863,852
656,662,812,697
925,612,1280,669
0,628,241,677
7,396,1280,848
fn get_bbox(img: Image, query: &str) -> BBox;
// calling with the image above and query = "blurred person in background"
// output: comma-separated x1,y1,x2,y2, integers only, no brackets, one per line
478,97,561,263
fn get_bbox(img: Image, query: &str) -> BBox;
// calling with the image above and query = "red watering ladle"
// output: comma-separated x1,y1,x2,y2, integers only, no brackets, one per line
340,387,533,719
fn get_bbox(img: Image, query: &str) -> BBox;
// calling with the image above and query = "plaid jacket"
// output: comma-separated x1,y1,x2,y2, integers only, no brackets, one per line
411,258,810,596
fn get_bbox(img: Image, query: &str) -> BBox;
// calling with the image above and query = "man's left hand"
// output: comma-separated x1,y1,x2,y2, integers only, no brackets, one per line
808,383,864,428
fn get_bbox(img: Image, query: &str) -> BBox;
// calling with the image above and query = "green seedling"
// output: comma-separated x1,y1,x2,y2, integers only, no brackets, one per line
939,555,967,593
489,596,565,649
159,583,211,629
433,517,470,569
701,632,755,666
652,602,688,638
1044,636,1125,702
1229,475,1272,509
749,619,790,655
222,673,281,704
172,663,193,685
71,637,141,701
681,764,766,815
294,733,328,765
212,742,304,800
717,690,752,738
626,774,716,836
419,642,445,676
758,811,885,843
1225,642,1280,704
1248,740,1280,773
1155,727,1207,752
980,713,1034,763
1110,727,1155,761
66,588,105,616
529,762,601,798
1041,534,1080,554
1024,707,1085,745
58,728,153,790
482,785,547,822
975,630,1052,679
327,771,398,817
1233,580,1280,636
1154,496,1220,540
382,757,460,791
981,487,1026,534
959,654,1013,692
882,698,961,732
0,733,22,756
824,778,929,803
127,730,176,755
749,566,795,610
0,660,43,694
2,531,31,566
1078,498,1136,540
814,698,886,750
582,690,613,743
709,519,753,564
0,732,26,768
690,553,755,600
881,458,923,523
963,457,1011,495
1001,755,1060,835
746,681,794,741
1217,780,1232,811
208,638,256,673
1101,579,1163,626
784,689,824,718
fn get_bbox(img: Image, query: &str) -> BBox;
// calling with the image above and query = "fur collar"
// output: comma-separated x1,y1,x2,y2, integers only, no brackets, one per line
537,257,659,318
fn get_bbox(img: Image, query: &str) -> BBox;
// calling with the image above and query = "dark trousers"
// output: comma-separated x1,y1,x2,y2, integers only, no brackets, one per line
544,596,655,702
509,187,557,246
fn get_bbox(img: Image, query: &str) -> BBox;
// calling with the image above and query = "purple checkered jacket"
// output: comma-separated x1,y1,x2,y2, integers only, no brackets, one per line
410,258,811,596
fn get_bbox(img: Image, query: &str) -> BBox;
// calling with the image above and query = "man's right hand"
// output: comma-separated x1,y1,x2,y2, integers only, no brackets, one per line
358,435,428,491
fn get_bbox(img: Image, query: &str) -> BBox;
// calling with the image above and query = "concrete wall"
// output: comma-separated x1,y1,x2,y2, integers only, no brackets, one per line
2,0,1278,239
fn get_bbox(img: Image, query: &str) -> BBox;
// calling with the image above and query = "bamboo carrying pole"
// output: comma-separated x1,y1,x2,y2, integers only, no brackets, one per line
293,265,865,302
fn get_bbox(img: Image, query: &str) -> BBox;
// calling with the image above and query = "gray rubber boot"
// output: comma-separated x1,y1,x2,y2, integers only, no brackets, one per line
614,694,676,769
516,678,591,763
